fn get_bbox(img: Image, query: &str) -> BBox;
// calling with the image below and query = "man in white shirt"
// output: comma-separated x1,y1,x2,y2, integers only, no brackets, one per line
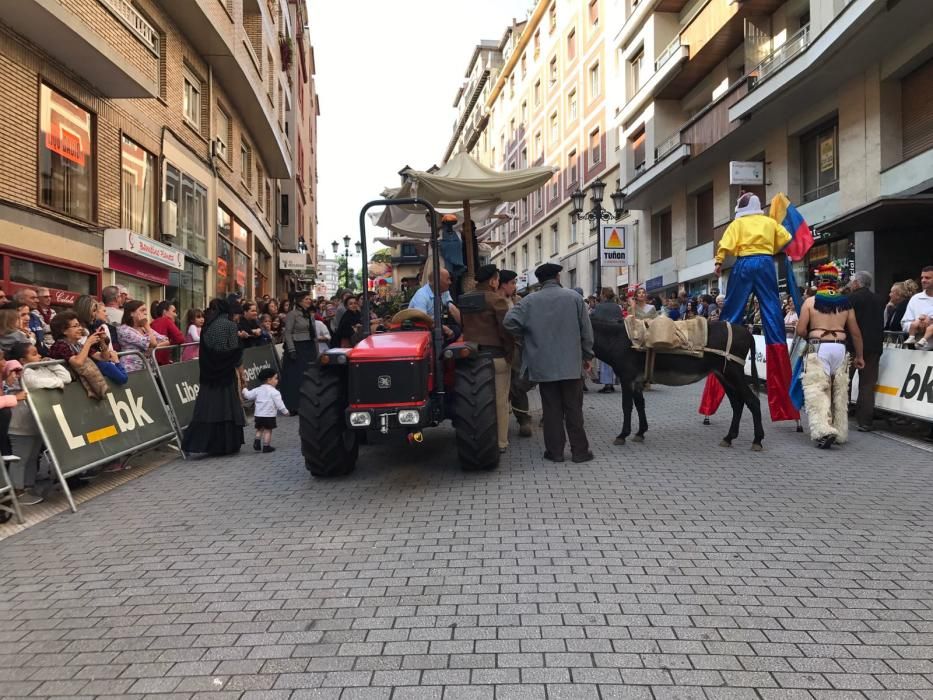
102,285,124,325
902,266,933,349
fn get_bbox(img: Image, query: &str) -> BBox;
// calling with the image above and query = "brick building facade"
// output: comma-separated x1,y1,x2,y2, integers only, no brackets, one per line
0,0,318,321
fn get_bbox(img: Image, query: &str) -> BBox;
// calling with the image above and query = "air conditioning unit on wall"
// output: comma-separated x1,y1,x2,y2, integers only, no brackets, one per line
162,200,178,238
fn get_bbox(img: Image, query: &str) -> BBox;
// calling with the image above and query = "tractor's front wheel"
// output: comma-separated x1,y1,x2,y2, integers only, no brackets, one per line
300,364,358,477
453,355,499,471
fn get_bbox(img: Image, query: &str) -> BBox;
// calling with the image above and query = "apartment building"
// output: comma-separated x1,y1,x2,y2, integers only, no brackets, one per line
612,0,933,300
277,0,320,295
450,0,621,295
0,0,312,321
314,252,339,300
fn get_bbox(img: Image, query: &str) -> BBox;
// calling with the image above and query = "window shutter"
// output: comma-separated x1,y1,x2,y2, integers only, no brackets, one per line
902,58,933,160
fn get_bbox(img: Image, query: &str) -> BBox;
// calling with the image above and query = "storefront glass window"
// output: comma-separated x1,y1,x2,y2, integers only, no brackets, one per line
216,205,251,297
114,273,151,309
10,258,96,296
167,259,207,325
165,164,208,258
39,84,94,220
216,233,232,298
121,136,157,238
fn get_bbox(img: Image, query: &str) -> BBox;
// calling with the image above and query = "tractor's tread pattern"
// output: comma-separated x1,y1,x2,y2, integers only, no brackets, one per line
299,365,358,477
453,356,500,471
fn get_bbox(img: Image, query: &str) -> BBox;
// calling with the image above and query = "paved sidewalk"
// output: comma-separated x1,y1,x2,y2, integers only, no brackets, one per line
1,383,932,699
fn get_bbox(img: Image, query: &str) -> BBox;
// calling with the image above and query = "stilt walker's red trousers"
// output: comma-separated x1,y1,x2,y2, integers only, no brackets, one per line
700,254,799,422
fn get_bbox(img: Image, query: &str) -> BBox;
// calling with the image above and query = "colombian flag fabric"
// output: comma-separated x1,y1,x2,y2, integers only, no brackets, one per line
770,192,813,262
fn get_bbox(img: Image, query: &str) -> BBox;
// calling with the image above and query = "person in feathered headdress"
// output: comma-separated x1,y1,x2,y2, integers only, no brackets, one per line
795,263,865,449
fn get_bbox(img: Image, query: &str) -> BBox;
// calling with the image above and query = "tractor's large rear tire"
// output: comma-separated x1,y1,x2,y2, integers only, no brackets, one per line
300,364,358,477
453,355,499,471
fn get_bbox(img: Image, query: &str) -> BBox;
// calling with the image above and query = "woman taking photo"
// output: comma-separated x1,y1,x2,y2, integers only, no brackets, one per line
182,297,246,456
280,291,315,413
0,306,31,355
116,301,169,372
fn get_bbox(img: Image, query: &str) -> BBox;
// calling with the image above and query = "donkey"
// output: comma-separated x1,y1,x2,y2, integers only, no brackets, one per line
591,319,765,450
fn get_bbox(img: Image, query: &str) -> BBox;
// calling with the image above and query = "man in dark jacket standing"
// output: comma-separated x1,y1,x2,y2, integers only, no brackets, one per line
461,265,514,454
504,263,594,463
847,271,884,431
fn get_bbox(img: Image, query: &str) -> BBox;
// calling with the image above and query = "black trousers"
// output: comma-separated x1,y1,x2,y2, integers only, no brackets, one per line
0,406,12,456
539,379,589,458
851,353,880,428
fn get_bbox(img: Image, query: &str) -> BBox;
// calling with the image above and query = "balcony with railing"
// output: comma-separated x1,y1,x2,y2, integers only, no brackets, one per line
658,0,785,100
750,24,810,86
680,77,749,158
0,0,159,96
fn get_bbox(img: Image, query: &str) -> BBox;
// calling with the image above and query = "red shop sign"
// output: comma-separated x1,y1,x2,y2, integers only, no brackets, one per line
106,251,170,285
7,282,78,306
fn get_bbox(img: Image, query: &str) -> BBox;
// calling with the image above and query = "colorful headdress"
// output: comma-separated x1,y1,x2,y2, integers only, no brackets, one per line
813,262,850,313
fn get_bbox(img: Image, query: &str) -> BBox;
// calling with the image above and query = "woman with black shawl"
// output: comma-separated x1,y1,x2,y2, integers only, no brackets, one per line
182,298,245,455
332,296,363,348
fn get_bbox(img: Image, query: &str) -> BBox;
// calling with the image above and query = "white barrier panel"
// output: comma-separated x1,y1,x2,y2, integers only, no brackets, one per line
745,334,933,422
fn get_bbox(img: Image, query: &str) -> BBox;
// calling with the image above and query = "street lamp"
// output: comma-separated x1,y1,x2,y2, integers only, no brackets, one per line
570,179,627,294
331,236,361,289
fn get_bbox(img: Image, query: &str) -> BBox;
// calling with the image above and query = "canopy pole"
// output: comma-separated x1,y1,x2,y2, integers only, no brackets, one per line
462,200,476,293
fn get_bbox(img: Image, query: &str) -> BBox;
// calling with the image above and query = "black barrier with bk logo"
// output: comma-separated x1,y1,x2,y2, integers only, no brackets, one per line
26,358,177,484
241,344,280,390
155,358,202,430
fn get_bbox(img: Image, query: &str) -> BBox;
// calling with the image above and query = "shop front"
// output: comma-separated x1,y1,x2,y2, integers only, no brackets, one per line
0,244,100,308
103,229,186,312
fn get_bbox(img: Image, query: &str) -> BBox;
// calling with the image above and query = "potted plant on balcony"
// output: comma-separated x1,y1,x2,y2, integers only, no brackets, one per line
279,35,294,74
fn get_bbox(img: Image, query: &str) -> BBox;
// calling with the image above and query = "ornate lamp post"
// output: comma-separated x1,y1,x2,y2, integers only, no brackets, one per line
570,180,627,294
331,236,362,290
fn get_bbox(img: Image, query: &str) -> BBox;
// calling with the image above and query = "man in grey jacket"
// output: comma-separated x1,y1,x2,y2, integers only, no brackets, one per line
504,263,594,463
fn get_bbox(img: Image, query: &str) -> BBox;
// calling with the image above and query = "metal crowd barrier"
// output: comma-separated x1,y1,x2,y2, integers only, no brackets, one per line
23,350,179,513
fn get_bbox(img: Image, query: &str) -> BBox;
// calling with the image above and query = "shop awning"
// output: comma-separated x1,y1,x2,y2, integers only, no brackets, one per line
815,195,933,233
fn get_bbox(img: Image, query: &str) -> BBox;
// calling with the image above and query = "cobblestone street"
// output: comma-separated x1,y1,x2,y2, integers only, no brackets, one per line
2,383,933,700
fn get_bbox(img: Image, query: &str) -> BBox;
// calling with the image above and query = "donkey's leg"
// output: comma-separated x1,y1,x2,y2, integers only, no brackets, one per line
718,373,744,447
632,385,648,441
730,364,765,450
615,380,634,445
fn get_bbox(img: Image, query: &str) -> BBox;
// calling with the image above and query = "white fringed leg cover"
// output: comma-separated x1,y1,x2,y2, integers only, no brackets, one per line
801,355,836,442
831,355,851,444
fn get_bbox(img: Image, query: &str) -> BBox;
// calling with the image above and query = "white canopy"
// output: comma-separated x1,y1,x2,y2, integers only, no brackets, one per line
399,152,556,208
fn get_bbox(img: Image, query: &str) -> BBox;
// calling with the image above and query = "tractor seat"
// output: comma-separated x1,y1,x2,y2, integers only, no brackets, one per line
390,308,434,331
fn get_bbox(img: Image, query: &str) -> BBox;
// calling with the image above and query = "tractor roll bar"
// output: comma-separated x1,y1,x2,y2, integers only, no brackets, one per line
358,197,445,396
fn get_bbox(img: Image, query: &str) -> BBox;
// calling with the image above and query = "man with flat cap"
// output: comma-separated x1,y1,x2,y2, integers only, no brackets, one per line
461,264,514,454
498,269,534,437
504,263,594,463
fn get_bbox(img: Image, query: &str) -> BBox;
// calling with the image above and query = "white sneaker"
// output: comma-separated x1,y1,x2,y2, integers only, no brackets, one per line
903,336,917,347
2,455,20,463
918,338,929,350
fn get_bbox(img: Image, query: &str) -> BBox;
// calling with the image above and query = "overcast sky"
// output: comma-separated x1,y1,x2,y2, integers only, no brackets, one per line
307,0,533,263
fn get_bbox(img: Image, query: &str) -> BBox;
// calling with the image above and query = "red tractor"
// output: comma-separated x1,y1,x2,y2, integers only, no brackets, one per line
299,198,499,476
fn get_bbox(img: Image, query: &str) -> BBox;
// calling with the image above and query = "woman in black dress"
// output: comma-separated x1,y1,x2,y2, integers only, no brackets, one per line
182,298,245,455
280,291,316,413
333,296,363,348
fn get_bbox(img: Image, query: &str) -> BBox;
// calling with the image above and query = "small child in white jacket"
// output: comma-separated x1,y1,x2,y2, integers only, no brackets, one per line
241,368,289,453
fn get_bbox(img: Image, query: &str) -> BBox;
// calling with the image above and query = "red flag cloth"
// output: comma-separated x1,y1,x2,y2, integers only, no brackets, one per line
765,343,799,421
699,374,725,415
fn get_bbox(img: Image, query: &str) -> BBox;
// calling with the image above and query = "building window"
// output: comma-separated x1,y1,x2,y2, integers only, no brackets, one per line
535,186,543,211
801,118,839,203
534,80,541,107
570,215,578,244
521,101,528,126
510,118,516,140
256,164,264,209
631,127,646,172
690,186,714,248
520,148,528,169
549,57,558,85
550,175,559,200
551,223,559,255
901,57,933,160
510,251,517,271
549,2,557,32
183,67,201,130
651,210,673,262
568,149,578,185
630,49,644,96
38,84,94,220
550,112,559,142
264,179,272,224
509,74,515,98
215,106,230,161
568,89,577,121
121,136,157,238
534,131,543,161
521,243,529,272
589,62,600,99
534,234,542,264
217,206,251,297
164,164,208,257
589,0,599,26
521,53,527,78
533,30,540,59
569,268,577,288
590,128,601,166
567,28,576,61
241,140,252,190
